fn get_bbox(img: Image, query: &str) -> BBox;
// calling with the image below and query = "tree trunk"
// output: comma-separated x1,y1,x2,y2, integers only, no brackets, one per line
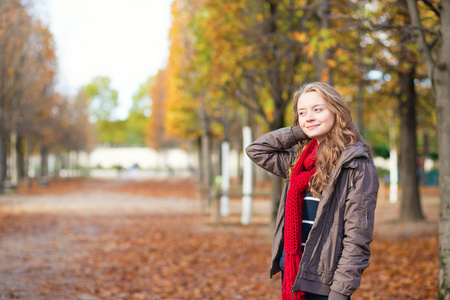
9,131,18,187
436,71,450,300
0,136,7,192
198,101,213,209
25,135,32,188
201,130,212,206
196,137,202,182
405,1,450,296
314,0,331,82
356,81,364,135
421,132,429,186
40,145,49,186
17,134,25,181
398,70,424,221
433,40,450,300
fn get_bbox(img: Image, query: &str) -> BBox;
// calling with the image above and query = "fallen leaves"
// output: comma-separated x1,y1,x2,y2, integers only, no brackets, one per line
0,178,439,299
16,177,199,199
354,234,438,300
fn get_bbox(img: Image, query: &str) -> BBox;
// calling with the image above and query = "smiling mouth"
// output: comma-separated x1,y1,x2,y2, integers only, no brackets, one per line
307,125,319,130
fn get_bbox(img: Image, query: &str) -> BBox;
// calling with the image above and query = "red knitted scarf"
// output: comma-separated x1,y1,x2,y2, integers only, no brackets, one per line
282,139,318,300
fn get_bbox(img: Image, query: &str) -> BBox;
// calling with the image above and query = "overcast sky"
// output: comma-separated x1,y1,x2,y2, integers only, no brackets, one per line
37,0,173,119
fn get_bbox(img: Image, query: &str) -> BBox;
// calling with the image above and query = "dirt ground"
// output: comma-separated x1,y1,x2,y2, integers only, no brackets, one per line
0,178,439,300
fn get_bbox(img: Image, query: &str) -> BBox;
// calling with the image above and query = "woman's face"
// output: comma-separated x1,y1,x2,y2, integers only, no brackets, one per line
297,91,336,143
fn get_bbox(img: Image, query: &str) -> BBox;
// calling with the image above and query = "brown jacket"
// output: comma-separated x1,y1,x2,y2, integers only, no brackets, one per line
245,126,379,300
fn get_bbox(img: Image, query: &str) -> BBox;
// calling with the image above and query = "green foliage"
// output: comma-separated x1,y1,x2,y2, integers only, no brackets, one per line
96,113,148,146
96,120,127,145
372,145,390,159
132,76,154,116
126,111,148,146
83,76,119,123
78,75,152,146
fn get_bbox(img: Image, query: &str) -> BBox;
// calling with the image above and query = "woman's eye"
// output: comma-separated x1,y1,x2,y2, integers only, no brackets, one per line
298,112,305,116
315,108,322,112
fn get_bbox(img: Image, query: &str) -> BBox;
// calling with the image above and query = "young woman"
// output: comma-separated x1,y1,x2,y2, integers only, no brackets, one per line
246,82,379,300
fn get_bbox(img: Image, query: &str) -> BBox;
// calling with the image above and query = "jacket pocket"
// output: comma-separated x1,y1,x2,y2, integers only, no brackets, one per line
357,194,376,238
316,222,344,281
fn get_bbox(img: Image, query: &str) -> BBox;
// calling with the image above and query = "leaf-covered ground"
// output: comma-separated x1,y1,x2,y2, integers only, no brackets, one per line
0,178,438,299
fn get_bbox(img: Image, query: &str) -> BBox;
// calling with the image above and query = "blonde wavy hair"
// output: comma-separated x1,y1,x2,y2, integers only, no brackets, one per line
290,82,372,197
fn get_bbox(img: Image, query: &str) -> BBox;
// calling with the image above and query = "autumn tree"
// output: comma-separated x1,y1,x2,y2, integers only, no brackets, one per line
64,90,94,153
166,0,438,225
405,0,450,298
27,28,59,180
165,0,201,141
0,0,32,187
145,69,188,171
310,0,434,223
0,0,60,187
189,0,323,219
362,0,429,221
167,0,377,219
147,71,171,150
22,25,91,180
166,0,240,204
0,0,92,189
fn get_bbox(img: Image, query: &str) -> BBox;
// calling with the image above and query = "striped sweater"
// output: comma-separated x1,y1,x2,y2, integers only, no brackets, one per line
280,190,320,268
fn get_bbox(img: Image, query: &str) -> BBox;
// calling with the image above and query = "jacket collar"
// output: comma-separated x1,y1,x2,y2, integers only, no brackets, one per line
340,142,371,169
321,142,371,200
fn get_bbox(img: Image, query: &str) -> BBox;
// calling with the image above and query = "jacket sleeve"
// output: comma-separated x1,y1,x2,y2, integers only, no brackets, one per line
329,159,379,300
245,126,307,179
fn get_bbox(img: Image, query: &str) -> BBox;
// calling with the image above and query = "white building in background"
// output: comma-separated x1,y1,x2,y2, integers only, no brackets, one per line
24,146,248,180
88,147,197,170
23,147,199,180
86,147,199,179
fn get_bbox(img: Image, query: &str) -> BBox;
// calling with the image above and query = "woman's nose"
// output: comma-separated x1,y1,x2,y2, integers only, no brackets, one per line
306,112,315,121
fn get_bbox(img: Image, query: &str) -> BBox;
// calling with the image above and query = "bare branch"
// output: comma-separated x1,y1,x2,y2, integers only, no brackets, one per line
421,0,440,18
406,0,436,71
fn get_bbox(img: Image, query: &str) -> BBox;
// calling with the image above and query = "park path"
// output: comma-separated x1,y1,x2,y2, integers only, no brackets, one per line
0,178,440,299
0,179,278,300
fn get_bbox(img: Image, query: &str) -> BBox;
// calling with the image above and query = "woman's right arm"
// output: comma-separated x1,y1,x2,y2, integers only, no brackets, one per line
245,126,307,179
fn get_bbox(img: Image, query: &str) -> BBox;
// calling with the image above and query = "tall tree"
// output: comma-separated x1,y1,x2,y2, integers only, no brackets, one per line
64,90,94,152
353,0,432,220
0,0,96,188
371,0,425,221
147,71,173,150
0,0,65,187
398,67,424,221
406,0,450,298
167,0,367,221
0,0,31,187
394,3,425,221
167,0,242,205
201,0,319,220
